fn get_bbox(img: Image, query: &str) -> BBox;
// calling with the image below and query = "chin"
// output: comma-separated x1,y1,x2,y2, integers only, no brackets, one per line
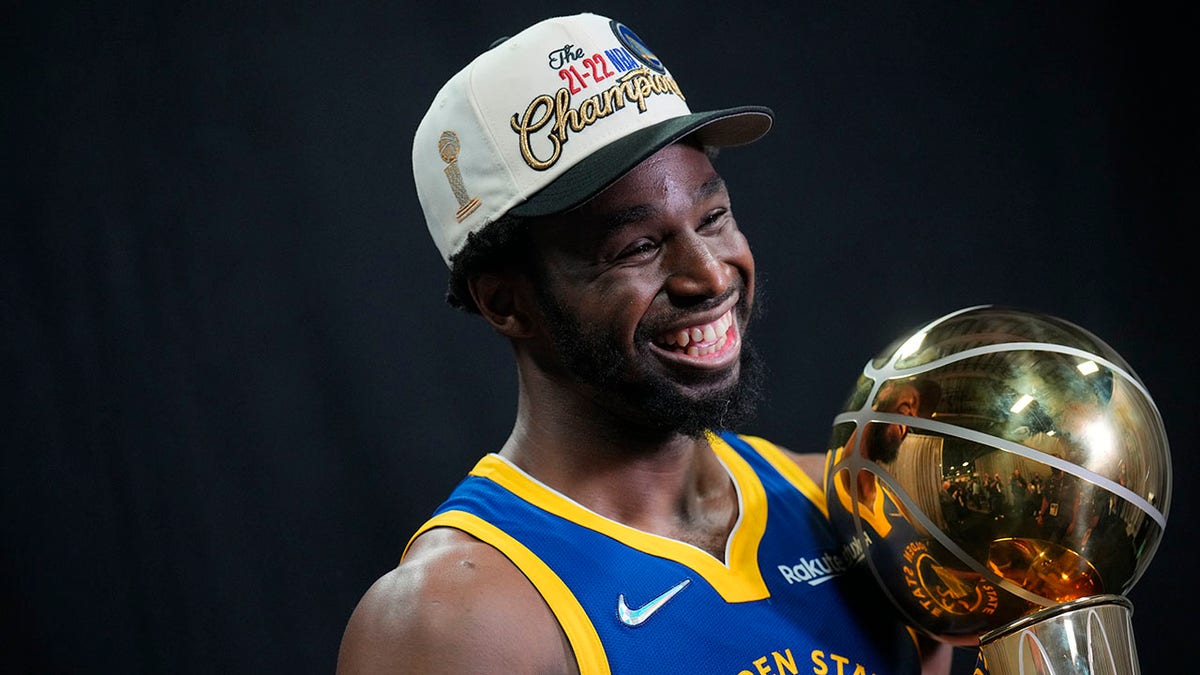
626,341,765,437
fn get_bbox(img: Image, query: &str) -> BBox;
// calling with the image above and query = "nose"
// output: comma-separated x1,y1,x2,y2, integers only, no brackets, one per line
663,235,732,302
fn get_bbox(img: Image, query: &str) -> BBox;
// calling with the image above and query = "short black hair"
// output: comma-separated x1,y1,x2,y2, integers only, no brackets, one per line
445,213,534,314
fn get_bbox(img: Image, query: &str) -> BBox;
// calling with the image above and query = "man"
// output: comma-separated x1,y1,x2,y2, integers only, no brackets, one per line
830,378,939,537
338,13,952,674
858,379,941,468
1008,468,1028,520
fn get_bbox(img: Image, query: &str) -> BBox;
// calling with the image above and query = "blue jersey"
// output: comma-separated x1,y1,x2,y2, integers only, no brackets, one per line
406,431,924,675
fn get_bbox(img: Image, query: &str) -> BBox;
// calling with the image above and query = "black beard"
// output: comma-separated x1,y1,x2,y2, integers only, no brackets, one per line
862,421,902,464
535,290,766,439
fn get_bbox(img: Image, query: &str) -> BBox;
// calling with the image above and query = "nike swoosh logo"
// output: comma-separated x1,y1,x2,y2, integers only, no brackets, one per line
617,579,691,627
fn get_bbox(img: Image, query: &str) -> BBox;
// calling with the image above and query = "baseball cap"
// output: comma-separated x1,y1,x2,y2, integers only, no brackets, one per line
413,12,774,266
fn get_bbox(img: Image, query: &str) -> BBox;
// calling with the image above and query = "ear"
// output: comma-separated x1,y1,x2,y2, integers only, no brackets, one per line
468,272,536,338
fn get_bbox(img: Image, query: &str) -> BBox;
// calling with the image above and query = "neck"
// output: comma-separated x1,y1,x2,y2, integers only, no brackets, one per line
497,369,737,557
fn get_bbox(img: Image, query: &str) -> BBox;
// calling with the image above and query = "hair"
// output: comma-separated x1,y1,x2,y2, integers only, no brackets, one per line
444,213,535,314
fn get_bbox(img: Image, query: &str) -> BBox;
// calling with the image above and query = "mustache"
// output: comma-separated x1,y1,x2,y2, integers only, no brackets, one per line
634,280,751,342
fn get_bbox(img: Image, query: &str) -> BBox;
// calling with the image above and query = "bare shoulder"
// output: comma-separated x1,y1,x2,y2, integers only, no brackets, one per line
771,441,827,485
336,527,576,674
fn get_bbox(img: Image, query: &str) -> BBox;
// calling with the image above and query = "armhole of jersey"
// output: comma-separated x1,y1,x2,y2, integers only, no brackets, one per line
739,435,829,519
406,510,611,675
828,446,894,539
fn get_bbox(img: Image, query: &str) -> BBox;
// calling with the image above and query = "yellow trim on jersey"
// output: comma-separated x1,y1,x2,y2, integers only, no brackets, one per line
742,435,829,519
468,434,771,603
708,431,770,600
831,445,893,538
408,510,611,675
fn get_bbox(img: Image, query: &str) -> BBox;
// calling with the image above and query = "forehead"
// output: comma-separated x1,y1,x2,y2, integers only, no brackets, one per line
880,382,920,403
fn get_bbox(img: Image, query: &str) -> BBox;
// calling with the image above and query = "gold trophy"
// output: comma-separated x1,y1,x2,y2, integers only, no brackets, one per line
824,306,1171,673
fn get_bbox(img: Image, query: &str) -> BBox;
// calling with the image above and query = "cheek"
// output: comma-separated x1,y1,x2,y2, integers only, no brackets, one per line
724,233,756,303
724,231,755,276
580,275,661,337
718,228,751,256
599,256,681,300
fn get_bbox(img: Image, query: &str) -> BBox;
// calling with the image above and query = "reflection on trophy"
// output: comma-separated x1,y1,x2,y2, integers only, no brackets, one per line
823,306,1171,674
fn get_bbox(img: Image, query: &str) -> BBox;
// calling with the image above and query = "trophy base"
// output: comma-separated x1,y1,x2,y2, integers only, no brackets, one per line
979,594,1138,674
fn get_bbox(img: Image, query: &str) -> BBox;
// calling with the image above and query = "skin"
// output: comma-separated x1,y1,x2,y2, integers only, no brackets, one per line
837,381,922,506
863,382,921,463
337,143,951,674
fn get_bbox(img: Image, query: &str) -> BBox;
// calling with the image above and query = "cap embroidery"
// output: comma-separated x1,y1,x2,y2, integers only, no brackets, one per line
509,67,685,171
438,131,481,222
610,20,664,74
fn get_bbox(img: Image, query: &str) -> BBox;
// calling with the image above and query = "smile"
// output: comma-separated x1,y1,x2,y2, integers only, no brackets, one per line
654,309,738,359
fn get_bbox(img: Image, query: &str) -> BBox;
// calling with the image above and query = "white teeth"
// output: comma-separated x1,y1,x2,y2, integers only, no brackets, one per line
657,310,735,355
685,334,730,357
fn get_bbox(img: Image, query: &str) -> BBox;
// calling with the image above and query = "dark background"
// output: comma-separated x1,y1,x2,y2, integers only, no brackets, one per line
5,2,1195,673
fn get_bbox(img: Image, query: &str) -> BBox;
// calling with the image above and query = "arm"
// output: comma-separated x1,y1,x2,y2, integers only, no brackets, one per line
336,527,577,675
914,634,954,675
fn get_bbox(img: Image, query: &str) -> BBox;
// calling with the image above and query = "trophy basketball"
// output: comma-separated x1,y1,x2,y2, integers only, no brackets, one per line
824,306,1171,673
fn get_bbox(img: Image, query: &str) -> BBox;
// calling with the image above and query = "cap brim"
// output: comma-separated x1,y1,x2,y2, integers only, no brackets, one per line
915,378,943,417
508,106,773,217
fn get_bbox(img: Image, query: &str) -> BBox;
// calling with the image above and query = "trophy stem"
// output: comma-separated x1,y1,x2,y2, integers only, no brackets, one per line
978,594,1138,674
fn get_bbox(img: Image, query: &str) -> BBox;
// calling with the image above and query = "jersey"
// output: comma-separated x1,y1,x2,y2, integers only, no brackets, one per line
405,431,924,675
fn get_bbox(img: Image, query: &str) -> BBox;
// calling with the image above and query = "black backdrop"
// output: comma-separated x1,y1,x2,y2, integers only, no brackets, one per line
6,2,1196,673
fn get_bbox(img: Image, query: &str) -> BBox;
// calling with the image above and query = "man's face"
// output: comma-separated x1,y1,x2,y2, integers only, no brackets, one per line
525,142,762,437
862,382,921,463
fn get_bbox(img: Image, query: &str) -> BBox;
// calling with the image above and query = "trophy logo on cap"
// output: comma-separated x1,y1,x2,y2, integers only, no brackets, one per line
437,130,481,223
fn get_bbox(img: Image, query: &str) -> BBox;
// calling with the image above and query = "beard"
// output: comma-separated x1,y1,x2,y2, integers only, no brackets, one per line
861,421,903,464
533,286,766,439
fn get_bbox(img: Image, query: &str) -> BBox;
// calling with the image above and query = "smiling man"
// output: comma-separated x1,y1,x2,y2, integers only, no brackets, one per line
519,142,763,442
337,12,952,675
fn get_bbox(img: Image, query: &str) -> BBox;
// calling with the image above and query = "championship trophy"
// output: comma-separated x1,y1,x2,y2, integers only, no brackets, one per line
824,306,1171,673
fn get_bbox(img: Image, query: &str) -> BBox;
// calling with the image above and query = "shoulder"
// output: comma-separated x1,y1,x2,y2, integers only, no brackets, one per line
785,448,827,485
731,432,827,485
336,527,575,674
724,432,830,516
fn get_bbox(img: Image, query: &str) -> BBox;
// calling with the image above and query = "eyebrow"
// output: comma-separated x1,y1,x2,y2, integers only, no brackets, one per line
594,175,728,234
697,175,728,201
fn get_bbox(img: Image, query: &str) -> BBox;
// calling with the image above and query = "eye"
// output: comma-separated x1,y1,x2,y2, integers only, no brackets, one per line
616,238,659,260
699,208,730,233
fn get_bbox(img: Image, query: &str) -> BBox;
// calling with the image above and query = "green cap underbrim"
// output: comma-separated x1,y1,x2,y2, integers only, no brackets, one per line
508,106,774,218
